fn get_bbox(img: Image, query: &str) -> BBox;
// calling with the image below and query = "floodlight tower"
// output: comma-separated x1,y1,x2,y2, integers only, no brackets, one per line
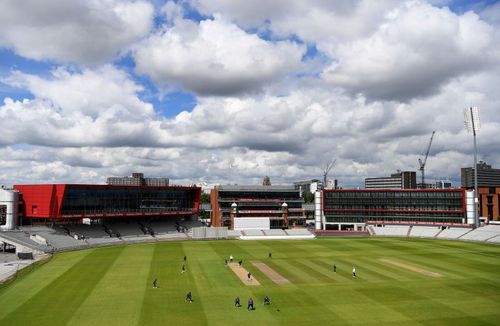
464,107,480,228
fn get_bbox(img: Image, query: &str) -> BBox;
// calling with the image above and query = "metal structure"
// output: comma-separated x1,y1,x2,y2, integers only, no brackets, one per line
323,159,336,189
418,131,436,188
464,106,481,228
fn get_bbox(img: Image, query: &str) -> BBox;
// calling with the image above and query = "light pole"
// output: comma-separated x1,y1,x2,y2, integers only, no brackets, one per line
464,107,480,228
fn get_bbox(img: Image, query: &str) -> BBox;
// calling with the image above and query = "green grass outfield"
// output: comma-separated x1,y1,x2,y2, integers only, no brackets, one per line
1,237,499,325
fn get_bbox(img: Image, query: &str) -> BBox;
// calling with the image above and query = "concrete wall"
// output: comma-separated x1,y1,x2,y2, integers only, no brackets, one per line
234,218,270,230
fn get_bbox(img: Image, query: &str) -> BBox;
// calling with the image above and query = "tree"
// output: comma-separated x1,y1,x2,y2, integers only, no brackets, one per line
303,191,314,204
201,192,210,204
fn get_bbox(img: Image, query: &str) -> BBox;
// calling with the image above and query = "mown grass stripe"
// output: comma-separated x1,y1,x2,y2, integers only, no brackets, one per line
67,244,155,326
0,246,125,326
356,256,419,281
0,250,92,321
328,256,397,282
288,259,334,283
275,259,318,284
139,241,209,325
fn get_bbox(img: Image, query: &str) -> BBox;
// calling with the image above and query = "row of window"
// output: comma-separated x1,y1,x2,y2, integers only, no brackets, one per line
60,188,197,215
219,191,301,200
325,198,462,205
325,216,464,223
326,205,461,211
219,202,303,209
326,191,462,199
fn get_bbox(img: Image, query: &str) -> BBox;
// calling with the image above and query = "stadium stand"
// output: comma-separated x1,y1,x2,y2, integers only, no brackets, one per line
0,230,49,253
191,227,228,239
284,229,315,236
147,220,179,234
105,222,151,239
21,226,86,251
155,232,189,240
147,219,204,235
227,230,243,238
371,225,410,237
262,229,287,236
459,225,500,242
237,228,315,240
369,224,500,244
409,226,442,238
242,230,265,236
67,224,109,239
487,234,500,244
0,252,17,263
435,227,472,240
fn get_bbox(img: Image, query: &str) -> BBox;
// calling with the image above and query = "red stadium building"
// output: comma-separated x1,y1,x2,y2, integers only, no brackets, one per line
13,184,201,224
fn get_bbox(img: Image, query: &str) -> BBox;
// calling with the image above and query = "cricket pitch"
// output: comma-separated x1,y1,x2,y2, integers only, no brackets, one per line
380,258,443,277
228,262,261,286
252,262,290,285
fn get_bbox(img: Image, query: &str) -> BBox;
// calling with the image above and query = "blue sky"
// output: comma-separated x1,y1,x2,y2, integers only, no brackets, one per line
0,0,499,187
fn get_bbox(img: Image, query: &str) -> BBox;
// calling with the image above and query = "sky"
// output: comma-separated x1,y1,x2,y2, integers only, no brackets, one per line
0,0,499,189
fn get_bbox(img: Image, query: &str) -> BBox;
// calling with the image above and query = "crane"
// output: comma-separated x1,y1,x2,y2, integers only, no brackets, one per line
418,131,436,189
323,159,336,189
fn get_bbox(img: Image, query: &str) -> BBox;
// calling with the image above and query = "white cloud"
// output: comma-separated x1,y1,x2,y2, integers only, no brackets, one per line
193,1,498,102
192,0,400,43
1,67,500,187
479,2,500,26
0,66,158,147
134,15,306,95
321,1,497,101
0,0,154,65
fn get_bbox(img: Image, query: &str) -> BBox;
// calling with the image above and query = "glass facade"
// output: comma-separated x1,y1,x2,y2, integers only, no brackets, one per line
60,186,197,216
218,191,303,212
324,190,465,224
216,188,304,228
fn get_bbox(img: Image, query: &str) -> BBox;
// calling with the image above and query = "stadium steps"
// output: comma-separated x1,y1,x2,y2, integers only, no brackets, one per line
406,226,413,237
0,231,50,253
486,234,500,243
434,228,444,238
485,233,500,242
457,228,475,239
367,225,375,236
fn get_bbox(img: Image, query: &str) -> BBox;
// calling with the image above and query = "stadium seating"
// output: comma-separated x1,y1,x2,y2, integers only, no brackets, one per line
106,223,151,239
435,227,472,240
227,230,243,237
0,230,50,253
486,234,500,243
285,229,315,236
459,225,500,242
263,229,287,236
409,226,442,238
147,220,178,234
371,225,410,237
155,232,189,240
242,230,265,236
237,228,315,240
68,224,109,238
21,226,86,251
369,224,500,244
